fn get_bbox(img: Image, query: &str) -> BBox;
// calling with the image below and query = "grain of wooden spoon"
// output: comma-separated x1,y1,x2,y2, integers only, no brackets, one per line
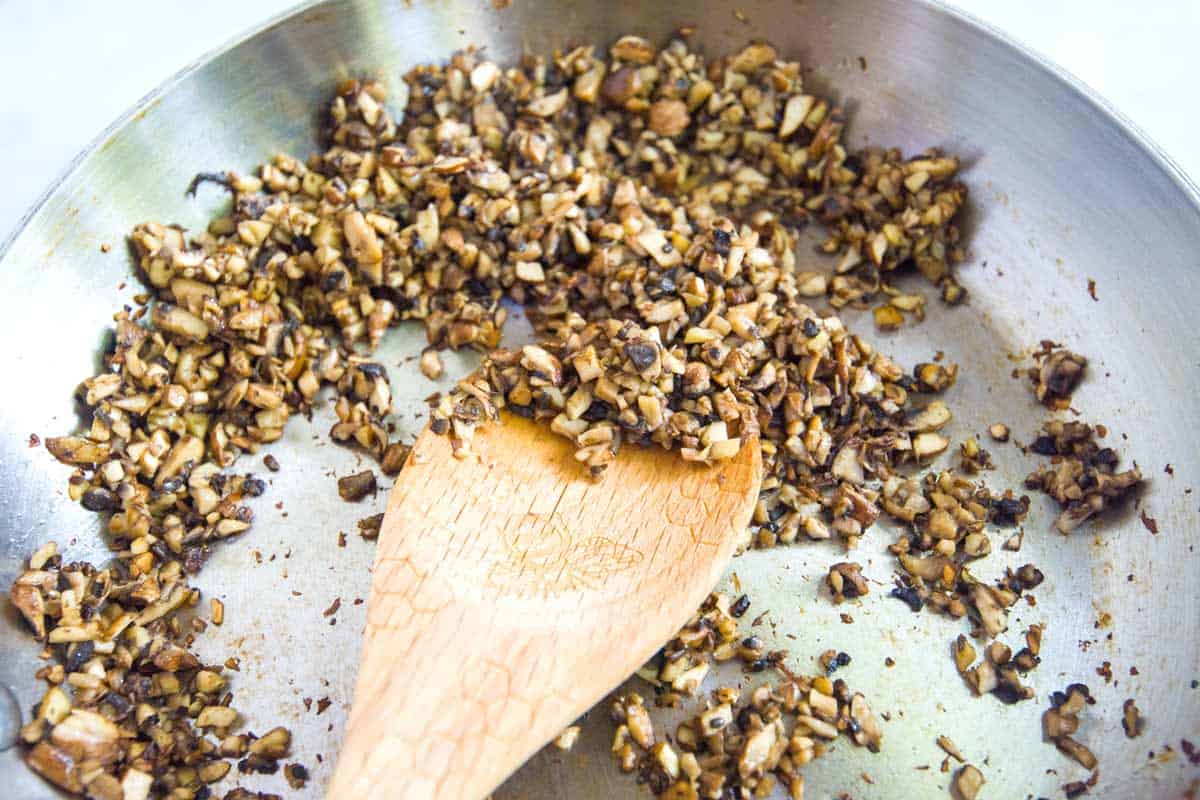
328,413,760,799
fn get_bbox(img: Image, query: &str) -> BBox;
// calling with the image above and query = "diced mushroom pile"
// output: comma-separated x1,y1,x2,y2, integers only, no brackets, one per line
8,29,1152,800
12,544,297,800
1024,420,1143,534
611,595,881,800
1028,344,1088,409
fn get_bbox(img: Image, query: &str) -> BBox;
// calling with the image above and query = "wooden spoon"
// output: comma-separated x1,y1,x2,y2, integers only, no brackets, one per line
328,413,760,799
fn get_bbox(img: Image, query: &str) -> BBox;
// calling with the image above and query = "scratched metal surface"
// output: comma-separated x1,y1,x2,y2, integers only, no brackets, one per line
0,0,1197,797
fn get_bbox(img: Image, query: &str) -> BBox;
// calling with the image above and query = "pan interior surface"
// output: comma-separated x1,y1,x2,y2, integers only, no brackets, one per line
0,1,1197,797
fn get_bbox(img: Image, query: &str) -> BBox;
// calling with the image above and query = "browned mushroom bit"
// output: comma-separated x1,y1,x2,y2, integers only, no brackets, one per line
883,468,1037,639
636,593,788,705
1028,345,1087,408
357,512,385,540
957,436,993,474
826,562,868,603
380,441,411,476
951,763,985,800
616,595,881,798
1024,420,1144,533
336,469,378,501
1044,683,1100,776
1121,698,1146,738
10,547,292,799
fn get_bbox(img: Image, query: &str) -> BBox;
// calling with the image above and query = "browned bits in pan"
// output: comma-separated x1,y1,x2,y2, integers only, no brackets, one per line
337,470,378,501
826,562,868,603
9,28,1147,799
614,592,881,798
1024,420,1143,533
1028,345,1087,408
10,549,292,797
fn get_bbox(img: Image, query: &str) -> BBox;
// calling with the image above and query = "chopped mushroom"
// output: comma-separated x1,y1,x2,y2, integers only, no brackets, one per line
284,763,310,789
826,562,869,602
554,726,582,751
380,442,411,476
357,513,384,539
1044,684,1100,770
1121,699,1145,738
619,592,881,798
337,470,378,501
419,349,444,380
937,735,964,762
1024,420,1143,533
8,550,291,796
952,764,985,800
1029,347,1087,408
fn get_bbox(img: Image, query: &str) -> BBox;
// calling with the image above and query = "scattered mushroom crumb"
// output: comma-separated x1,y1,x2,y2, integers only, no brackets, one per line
337,470,378,501
1044,683,1099,771
1063,771,1099,798
874,303,904,330
419,349,444,380
553,726,582,751
826,562,868,603
937,735,965,762
988,423,1009,442
1024,420,1144,533
952,764,985,800
958,436,993,473
284,762,310,789
819,649,853,674
1028,345,1088,408
357,513,384,540
1122,699,1146,738
380,441,411,476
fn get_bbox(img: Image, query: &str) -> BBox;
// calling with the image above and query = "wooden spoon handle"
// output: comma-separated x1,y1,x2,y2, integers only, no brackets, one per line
328,417,759,799
328,563,579,799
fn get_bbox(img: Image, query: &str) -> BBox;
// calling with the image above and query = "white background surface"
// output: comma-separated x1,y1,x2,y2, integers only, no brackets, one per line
0,1,1197,242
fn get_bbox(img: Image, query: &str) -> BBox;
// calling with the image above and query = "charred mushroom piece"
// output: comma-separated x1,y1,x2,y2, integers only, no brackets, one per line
1030,348,1087,408
826,562,869,602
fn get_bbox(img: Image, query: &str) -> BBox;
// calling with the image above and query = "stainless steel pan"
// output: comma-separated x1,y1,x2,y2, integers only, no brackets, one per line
2,1,1197,797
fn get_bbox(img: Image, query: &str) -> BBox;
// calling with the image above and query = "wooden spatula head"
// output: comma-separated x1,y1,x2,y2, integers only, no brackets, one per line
329,414,760,799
